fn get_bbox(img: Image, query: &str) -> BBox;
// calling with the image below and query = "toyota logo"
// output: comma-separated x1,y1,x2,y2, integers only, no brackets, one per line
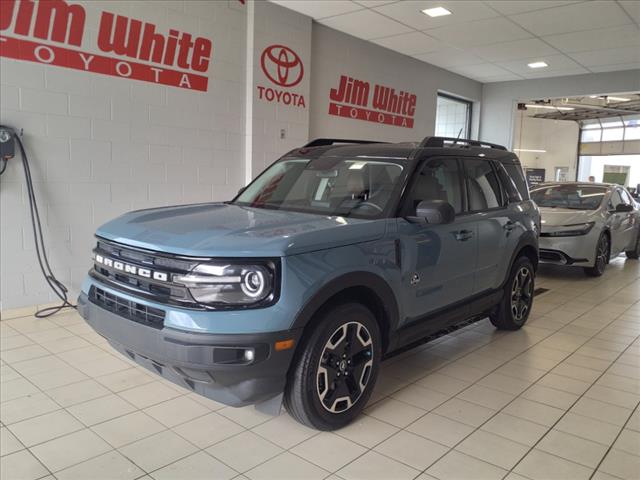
260,44,304,88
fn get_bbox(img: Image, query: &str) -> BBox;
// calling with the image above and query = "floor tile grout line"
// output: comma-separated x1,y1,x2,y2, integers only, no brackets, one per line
329,306,573,476
0,428,55,478
587,401,640,480
410,286,638,476
506,333,640,477
333,277,639,476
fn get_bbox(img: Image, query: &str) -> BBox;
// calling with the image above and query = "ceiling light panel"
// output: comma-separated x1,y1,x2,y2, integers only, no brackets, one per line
525,104,574,111
422,7,451,17
376,1,499,30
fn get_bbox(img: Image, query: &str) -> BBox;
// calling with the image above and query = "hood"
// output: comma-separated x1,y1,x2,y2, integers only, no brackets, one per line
95,203,386,257
539,207,598,229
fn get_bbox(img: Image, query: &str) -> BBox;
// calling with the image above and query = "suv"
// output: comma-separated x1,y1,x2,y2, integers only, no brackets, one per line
78,137,539,430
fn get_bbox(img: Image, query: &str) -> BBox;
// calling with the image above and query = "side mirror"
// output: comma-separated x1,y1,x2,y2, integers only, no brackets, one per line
408,200,455,225
615,203,633,213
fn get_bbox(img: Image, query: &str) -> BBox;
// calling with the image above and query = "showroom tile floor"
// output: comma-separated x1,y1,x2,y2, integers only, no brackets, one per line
1,258,639,480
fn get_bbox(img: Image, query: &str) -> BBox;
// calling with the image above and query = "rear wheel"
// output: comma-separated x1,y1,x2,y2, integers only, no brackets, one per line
490,256,534,330
584,233,609,276
284,303,381,430
625,229,640,259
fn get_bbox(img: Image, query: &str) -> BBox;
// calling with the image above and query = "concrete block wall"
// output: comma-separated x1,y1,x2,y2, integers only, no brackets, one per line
0,0,247,310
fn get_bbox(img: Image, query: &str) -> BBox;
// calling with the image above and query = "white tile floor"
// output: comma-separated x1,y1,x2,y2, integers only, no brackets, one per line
1,258,639,480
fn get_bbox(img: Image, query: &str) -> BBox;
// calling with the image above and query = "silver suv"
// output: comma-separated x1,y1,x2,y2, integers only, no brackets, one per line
532,182,640,276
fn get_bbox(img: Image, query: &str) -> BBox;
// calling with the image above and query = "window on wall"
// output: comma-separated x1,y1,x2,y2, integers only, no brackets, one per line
580,115,640,143
435,94,472,139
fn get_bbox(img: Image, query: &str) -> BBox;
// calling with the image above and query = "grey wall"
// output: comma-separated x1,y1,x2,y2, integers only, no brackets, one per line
480,69,640,148
309,24,482,143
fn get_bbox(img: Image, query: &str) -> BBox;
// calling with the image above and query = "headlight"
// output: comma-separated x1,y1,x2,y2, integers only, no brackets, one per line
173,262,276,307
543,222,595,237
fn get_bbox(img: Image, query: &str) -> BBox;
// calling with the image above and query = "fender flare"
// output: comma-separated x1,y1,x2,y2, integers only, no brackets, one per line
507,231,539,275
290,271,400,335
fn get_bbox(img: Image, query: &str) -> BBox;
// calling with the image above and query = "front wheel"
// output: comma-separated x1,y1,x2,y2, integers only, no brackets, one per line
584,233,609,276
625,229,640,259
284,303,381,430
490,256,534,330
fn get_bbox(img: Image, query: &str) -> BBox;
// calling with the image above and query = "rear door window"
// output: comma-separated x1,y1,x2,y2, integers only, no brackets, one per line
404,157,464,214
462,158,503,211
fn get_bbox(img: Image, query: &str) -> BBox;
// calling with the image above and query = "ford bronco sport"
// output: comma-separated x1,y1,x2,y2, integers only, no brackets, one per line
78,136,539,430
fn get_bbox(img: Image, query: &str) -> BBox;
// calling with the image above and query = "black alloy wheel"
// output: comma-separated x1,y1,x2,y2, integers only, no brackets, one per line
510,266,533,323
317,321,374,413
284,303,381,430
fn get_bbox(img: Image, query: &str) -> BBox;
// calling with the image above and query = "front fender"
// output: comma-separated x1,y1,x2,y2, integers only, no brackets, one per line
290,270,400,331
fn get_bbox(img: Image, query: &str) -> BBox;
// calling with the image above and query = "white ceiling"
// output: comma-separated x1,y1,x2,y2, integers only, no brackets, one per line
269,0,640,83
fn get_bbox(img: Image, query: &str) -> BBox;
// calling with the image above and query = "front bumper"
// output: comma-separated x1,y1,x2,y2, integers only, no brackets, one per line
77,292,301,408
538,233,597,267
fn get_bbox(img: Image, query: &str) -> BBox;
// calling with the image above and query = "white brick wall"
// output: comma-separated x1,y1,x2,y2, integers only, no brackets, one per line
0,0,247,310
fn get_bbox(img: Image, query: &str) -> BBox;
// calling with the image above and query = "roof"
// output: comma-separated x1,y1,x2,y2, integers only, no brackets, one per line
284,137,519,162
531,182,614,189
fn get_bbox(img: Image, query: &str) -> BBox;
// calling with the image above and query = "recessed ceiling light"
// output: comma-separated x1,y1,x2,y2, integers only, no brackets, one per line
525,104,574,111
422,7,452,17
527,61,548,69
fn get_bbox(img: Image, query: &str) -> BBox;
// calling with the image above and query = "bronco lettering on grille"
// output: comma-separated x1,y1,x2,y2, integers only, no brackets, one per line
95,254,169,282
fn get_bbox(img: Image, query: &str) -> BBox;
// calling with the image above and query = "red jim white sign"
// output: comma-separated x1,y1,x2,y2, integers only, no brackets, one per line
329,75,417,128
0,0,212,92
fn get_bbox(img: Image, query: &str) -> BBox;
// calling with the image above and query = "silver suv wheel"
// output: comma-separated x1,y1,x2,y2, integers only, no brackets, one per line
317,322,374,413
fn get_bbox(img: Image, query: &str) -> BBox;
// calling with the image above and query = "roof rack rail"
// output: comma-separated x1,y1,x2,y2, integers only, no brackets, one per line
303,138,389,148
419,136,507,151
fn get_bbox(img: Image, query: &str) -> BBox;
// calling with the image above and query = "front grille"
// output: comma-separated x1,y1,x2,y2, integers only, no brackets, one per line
92,238,201,308
539,249,567,264
90,286,165,329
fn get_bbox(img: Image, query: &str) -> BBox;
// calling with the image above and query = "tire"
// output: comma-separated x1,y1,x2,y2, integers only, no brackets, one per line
625,229,640,259
489,256,534,330
584,233,609,276
284,302,381,430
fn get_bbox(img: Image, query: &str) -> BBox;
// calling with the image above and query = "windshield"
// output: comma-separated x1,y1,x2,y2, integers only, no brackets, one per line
234,157,407,218
530,185,607,210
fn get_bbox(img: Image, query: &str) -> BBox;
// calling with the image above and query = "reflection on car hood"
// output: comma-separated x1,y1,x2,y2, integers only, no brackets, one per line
95,203,386,257
539,207,598,228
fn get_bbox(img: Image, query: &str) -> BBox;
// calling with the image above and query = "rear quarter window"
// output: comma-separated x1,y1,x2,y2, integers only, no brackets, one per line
502,162,530,200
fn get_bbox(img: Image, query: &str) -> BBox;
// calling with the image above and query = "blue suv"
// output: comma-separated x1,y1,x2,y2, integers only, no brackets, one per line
78,137,539,430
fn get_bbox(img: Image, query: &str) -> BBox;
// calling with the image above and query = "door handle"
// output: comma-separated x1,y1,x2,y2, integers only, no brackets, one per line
453,230,474,241
504,221,515,232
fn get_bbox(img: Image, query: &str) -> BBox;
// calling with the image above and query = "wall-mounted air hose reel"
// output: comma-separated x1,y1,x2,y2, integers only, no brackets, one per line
0,125,76,317
0,126,16,174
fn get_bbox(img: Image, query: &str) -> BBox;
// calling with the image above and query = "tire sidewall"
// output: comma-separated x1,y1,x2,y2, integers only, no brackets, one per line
594,233,609,274
298,303,381,430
